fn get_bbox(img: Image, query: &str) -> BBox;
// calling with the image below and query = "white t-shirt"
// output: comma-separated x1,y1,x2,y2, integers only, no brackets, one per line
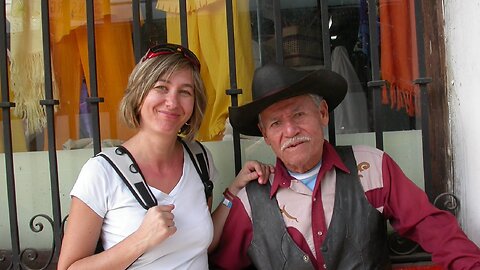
70,146,218,270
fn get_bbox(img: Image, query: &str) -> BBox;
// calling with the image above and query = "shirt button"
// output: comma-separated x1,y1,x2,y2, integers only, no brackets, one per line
313,197,317,202
303,255,309,263
317,231,323,236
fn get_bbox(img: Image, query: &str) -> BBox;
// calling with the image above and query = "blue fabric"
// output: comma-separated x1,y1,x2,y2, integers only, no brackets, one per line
288,161,321,191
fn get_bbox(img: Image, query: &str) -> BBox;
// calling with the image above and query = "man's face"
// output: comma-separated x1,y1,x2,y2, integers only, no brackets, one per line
258,95,329,173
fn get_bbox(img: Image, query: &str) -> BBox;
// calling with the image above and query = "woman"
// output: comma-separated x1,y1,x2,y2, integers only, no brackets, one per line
57,43,272,269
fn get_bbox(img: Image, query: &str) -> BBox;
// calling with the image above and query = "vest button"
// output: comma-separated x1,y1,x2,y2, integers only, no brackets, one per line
303,255,309,263
323,263,327,269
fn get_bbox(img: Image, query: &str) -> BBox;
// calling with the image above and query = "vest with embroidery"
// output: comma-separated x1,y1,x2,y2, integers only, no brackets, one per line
246,146,390,270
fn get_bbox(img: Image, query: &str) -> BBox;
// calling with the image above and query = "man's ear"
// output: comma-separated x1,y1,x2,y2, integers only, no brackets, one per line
258,122,271,146
319,100,329,125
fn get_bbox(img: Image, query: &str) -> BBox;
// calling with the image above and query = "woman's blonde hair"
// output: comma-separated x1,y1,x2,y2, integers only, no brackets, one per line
119,51,207,141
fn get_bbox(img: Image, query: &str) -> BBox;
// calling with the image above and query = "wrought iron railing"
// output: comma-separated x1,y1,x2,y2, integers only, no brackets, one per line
0,0,439,269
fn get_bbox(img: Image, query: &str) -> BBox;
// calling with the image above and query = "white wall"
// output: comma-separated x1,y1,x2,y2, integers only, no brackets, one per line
444,0,480,245
1,132,427,249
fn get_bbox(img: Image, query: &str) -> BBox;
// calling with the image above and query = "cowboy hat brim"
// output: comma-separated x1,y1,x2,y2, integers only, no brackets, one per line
229,68,347,136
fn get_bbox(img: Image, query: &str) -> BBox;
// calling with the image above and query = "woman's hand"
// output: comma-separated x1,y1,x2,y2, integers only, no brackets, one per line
134,204,177,251
58,198,175,270
228,160,274,195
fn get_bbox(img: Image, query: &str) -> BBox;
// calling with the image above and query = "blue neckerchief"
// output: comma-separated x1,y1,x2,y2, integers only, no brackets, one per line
288,161,322,191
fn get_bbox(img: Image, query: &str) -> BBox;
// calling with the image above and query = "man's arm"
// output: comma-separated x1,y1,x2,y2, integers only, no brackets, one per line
380,153,480,269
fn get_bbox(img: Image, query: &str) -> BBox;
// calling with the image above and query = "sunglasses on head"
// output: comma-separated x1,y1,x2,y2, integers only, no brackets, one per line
141,43,201,70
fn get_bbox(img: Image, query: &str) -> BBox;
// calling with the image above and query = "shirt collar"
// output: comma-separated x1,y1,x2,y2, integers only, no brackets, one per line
270,141,350,198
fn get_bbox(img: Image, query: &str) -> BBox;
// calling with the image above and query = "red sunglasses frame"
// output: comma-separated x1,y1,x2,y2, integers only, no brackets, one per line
141,43,201,70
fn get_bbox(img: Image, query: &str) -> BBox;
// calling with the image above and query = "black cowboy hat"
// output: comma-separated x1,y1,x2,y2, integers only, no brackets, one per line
229,63,347,136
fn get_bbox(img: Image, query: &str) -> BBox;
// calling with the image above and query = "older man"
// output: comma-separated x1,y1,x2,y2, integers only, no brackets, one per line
210,63,480,270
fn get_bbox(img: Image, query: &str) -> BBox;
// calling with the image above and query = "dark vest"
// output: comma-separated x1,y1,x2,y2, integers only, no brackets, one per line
246,146,391,270
246,179,314,270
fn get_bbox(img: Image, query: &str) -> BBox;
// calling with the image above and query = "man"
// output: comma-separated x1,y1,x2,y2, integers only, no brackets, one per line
210,63,480,269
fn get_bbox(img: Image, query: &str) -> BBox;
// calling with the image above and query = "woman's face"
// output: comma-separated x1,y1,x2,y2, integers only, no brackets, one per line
138,68,195,136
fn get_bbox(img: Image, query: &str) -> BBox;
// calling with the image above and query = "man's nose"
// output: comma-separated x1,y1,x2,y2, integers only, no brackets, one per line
284,120,300,137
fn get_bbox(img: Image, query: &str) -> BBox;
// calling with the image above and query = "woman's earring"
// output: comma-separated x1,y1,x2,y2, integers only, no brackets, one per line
179,121,190,133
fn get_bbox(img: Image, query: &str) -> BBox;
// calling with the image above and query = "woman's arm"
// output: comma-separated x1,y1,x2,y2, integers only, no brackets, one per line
209,160,273,252
58,197,176,270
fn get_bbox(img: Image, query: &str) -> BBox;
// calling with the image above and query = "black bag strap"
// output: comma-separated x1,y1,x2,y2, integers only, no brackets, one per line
95,139,213,210
180,139,214,199
97,146,157,210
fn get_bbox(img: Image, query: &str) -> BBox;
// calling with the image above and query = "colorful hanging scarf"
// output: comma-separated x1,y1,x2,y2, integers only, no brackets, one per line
379,0,419,116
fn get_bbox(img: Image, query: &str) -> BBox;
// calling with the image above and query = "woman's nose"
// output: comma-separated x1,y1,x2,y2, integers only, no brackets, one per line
165,92,179,107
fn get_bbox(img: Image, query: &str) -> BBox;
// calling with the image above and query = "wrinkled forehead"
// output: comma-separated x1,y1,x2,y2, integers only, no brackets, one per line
264,95,313,114
258,95,315,123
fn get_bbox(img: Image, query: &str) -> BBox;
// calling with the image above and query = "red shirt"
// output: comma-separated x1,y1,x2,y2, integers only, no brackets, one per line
210,143,480,270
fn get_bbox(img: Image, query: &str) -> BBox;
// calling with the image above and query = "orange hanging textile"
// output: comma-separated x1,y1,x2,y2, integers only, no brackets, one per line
379,0,419,116
49,0,136,148
157,0,255,141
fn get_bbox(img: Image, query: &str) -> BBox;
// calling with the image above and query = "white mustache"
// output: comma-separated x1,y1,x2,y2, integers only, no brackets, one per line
280,136,311,151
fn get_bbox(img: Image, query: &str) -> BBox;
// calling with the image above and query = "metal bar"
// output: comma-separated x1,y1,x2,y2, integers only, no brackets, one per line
145,0,153,45
319,0,331,70
225,0,242,175
319,0,336,145
86,0,103,155
272,0,283,64
179,0,188,47
40,0,63,259
0,1,21,268
255,0,264,66
132,0,142,62
367,0,384,150
413,0,434,201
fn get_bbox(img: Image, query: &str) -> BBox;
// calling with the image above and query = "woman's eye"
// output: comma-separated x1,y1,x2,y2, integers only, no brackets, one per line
155,86,168,93
180,89,193,96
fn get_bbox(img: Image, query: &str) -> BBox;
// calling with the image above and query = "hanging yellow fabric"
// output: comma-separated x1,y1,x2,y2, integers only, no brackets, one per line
7,0,59,135
49,1,136,148
157,0,254,141
0,52,28,152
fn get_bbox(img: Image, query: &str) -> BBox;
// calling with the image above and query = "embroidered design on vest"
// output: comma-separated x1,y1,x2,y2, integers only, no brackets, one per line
357,161,370,178
280,205,298,222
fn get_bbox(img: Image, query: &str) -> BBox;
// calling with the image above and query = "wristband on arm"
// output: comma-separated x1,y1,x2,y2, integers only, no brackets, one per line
222,188,235,208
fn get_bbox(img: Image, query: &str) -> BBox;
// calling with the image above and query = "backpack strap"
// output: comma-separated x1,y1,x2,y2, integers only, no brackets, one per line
96,139,213,209
180,139,214,199
96,146,157,210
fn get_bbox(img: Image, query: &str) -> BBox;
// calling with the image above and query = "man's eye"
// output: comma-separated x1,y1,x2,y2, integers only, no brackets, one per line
270,121,279,128
294,112,304,117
